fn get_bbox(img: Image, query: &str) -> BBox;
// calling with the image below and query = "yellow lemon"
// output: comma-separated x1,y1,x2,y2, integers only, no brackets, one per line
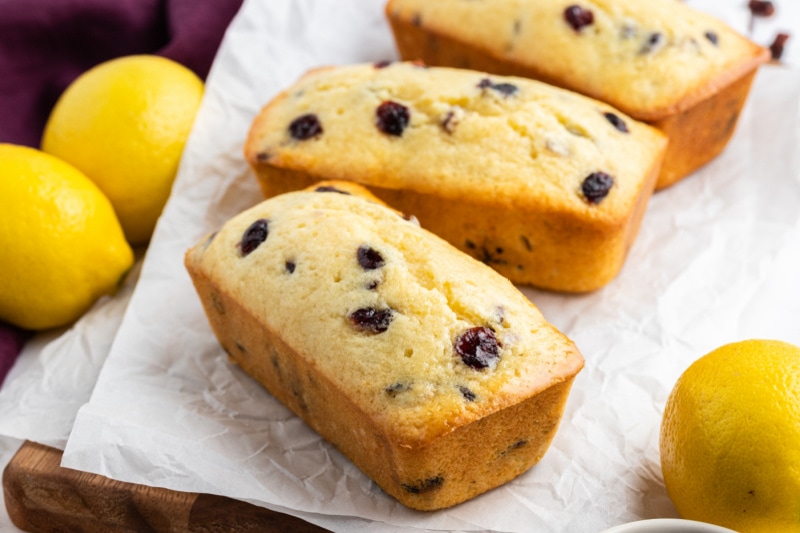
660,339,800,533
0,144,134,330
41,55,204,245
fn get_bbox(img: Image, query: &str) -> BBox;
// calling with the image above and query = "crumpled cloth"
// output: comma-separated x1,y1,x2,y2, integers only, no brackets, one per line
0,0,244,385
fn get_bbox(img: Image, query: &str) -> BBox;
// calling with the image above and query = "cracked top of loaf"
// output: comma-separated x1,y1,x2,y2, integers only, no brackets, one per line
245,62,666,226
186,185,584,446
386,0,770,118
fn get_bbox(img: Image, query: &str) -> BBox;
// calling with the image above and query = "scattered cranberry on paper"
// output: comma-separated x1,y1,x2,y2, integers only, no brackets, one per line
769,32,791,60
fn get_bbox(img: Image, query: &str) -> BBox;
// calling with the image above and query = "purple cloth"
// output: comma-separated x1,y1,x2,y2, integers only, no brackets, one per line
0,0,243,147
0,325,31,387
0,0,243,384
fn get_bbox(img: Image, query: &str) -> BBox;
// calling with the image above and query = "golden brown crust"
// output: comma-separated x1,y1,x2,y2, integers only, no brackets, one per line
646,68,762,189
184,185,584,510
385,0,769,189
187,264,580,510
386,10,769,120
247,161,662,292
244,63,667,292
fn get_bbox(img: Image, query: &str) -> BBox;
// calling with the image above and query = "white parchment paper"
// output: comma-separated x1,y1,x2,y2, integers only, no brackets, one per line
0,259,141,449
4,0,795,531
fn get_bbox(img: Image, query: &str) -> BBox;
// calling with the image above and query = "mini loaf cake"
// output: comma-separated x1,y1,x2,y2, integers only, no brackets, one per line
185,182,584,510
245,62,667,292
385,0,770,189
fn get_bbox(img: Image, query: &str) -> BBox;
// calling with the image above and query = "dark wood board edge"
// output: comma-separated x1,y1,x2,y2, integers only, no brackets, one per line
3,441,328,533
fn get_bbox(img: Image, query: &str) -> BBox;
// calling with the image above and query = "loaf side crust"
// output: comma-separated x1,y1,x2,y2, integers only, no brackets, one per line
385,1,769,189
188,264,579,510
185,185,584,510
385,0,769,118
248,152,662,292
244,63,667,291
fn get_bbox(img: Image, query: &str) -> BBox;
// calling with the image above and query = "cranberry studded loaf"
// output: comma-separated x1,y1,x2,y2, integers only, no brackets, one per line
385,0,770,189
245,62,667,292
185,182,584,510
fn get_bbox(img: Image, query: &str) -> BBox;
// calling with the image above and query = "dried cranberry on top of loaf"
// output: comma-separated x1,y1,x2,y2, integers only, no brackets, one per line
185,182,584,510
385,0,770,189
245,62,667,292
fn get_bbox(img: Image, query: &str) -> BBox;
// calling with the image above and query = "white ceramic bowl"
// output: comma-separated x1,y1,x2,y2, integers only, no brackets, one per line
600,519,737,533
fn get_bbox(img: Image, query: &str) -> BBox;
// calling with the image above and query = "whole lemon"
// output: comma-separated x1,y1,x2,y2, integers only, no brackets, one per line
0,144,134,330
41,55,204,245
660,339,800,533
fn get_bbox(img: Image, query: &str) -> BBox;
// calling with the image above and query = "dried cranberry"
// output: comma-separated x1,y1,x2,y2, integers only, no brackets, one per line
603,112,628,133
357,245,385,270
455,327,500,370
211,292,225,315
477,78,518,97
478,245,508,266
581,172,614,204
239,219,269,256
288,114,323,140
202,231,217,250
385,382,411,397
459,386,476,402
748,0,775,17
374,60,392,69
441,110,459,134
314,185,350,195
505,440,528,453
376,101,410,136
705,31,719,46
640,32,664,54
564,5,594,32
349,307,393,333
402,475,443,494
492,82,518,96
769,32,790,60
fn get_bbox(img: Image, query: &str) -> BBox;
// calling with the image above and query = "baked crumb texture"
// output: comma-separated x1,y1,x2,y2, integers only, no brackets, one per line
245,62,668,292
385,0,770,189
185,183,584,510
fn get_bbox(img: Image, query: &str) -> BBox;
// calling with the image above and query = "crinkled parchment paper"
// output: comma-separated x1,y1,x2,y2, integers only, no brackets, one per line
5,0,800,531
0,259,141,449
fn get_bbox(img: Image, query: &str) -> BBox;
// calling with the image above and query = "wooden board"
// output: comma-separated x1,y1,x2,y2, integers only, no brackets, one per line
3,441,328,533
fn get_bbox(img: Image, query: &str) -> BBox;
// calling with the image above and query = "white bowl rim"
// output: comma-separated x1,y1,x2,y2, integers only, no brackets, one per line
599,518,738,533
